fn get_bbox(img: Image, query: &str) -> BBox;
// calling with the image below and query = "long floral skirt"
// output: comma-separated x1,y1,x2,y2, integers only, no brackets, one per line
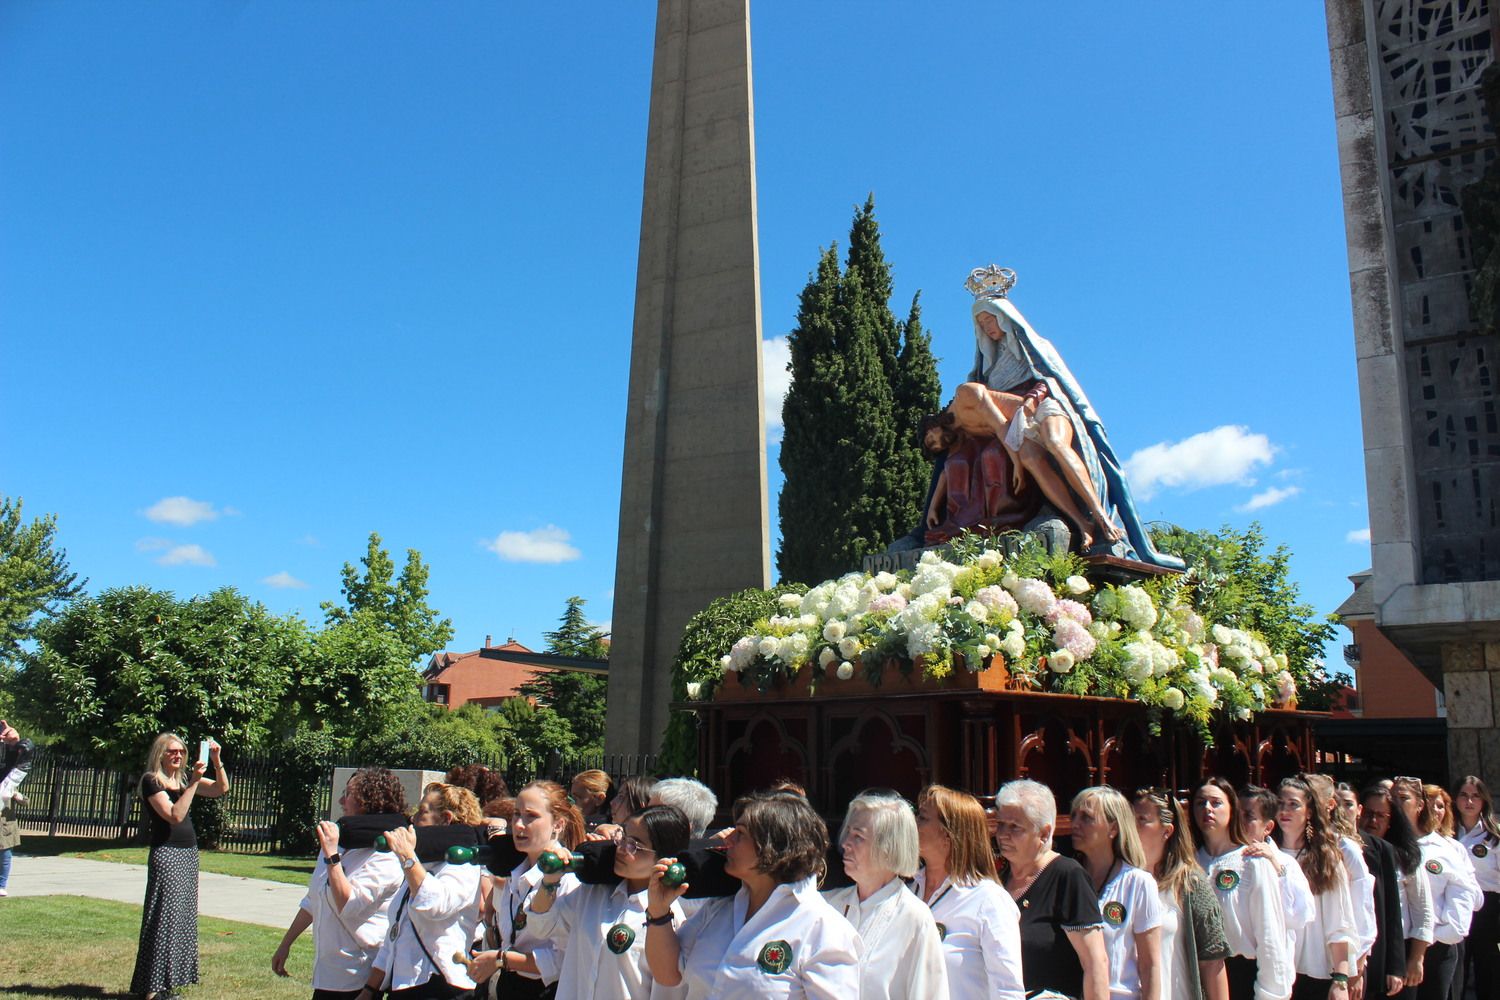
129,844,199,995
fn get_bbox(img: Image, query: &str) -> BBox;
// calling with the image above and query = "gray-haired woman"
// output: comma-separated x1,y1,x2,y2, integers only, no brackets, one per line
995,779,1108,1000
823,792,949,999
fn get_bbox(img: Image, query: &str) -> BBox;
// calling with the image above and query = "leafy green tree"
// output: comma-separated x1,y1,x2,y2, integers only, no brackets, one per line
1151,522,1348,708
518,596,609,755
777,198,939,583
14,586,306,764
291,611,424,741
0,495,86,664
322,533,453,666
496,696,575,765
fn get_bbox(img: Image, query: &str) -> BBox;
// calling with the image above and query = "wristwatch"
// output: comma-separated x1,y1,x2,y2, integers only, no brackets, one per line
324,853,343,866
401,856,419,871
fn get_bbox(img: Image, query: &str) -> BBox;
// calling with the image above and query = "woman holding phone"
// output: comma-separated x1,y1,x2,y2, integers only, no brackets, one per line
130,732,230,1000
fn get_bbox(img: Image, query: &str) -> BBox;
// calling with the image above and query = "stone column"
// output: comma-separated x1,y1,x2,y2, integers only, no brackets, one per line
606,0,770,756
1443,642,1500,782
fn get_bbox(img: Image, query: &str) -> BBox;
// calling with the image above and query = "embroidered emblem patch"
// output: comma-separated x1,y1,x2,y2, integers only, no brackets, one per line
606,922,636,954
935,922,948,941
1215,869,1240,892
1474,844,1490,859
757,940,794,974
1102,901,1127,926
1426,859,1443,875
513,911,528,931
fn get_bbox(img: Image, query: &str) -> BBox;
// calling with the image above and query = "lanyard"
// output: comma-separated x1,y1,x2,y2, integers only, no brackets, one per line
508,879,535,947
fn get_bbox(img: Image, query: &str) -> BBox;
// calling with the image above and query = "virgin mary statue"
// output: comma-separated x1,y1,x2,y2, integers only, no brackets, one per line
947,265,1183,571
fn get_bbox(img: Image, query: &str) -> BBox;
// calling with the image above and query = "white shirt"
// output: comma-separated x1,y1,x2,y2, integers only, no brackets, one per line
910,870,1023,1000
1156,888,1190,1000
1418,832,1482,945
1397,858,1435,943
1278,846,1356,978
1339,836,1376,963
1457,822,1500,894
1096,863,1163,1000
822,879,950,1000
374,859,483,992
674,876,862,999
525,880,686,1000
1197,846,1294,1000
1269,846,1314,949
494,858,580,984
300,848,403,991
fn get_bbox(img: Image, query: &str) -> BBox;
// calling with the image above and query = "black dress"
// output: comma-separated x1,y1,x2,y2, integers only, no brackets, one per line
1005,855,1105,1000
130,774,199,995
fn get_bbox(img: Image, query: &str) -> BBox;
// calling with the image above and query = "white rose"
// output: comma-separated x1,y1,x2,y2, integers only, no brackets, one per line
836,661,855,680
1211,623,1233,646
976,644,991,658
818,647,836,668
985,633,1000,647
686,681,703,700
964,601,988,623
1000,571,1020,591
838,636,861,659
757,637,778,658
823,620,847,642
798,613,817,628
719,655,732,670
779,593,803,609
1049,649,1076,673
1161,687,1186,711
897,583,913,600
976,550,1001,571
1000,633,1026,658
874,571,898,591
1065,575,1091,595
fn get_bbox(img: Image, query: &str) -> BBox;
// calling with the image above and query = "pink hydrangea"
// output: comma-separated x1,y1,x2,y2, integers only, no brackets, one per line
1045,599,1092,627
1052,616,1097,661
869,592,908,614
1012,578,1057,617
974,585,1019,619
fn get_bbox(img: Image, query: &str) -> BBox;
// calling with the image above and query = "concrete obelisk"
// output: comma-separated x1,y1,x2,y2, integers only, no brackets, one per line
606,0,770,756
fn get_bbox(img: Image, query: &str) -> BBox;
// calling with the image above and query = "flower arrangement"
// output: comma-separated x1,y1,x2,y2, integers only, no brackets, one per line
713,534,1300,743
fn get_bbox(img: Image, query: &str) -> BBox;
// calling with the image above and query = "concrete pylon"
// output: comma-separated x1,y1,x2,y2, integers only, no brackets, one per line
606,0,770,756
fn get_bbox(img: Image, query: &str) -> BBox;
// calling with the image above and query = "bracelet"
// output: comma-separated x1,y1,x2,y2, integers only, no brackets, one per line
1330,973,1350,984
501,950,510,974
541,880,561,894
645,909,673,926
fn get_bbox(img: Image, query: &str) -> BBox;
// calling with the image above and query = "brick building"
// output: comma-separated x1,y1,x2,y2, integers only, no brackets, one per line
421,636,608,711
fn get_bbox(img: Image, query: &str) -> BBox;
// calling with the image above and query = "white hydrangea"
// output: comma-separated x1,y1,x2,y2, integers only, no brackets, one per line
1161,687,1186,711
985,632,1001,648
729,636,758,670
1179,611,1206,643
976,549,1002,571
897,583,913,600
906,621,942,658
1013,578,1057,617
719,655,734,672
778,593,803,610
1000,570,1020,591
778,633,810,662
873,571,899,591
964,601,989,624
1211,623,1234,646
1115,586,1158,631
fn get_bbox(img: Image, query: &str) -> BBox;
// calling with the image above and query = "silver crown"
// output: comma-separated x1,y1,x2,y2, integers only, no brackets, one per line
964,264,1017,300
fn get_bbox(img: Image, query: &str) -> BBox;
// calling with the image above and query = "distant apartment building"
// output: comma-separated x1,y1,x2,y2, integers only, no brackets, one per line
422,635,608,711
1336,570,1443,719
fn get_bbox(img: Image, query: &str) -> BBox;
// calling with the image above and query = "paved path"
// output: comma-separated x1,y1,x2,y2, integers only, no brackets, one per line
6,854,303,927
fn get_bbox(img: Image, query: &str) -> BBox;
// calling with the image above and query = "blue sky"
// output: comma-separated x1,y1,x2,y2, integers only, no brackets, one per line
0,3,1367,668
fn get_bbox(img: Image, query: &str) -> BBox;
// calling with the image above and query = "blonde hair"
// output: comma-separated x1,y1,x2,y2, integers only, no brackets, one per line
1073,786,1146,869
918,785,998,886
421,783,484,826
1423,784,1456,837
139,732,188,796
1133,788,1201,903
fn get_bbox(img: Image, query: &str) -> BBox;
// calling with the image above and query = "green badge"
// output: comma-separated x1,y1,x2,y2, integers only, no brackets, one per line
1426,859,1444,875
1474,844,1489,859
1103,900,1127,926
757,940,794,974
935,921,948,942
1215,869,1240,892
606,923,636,955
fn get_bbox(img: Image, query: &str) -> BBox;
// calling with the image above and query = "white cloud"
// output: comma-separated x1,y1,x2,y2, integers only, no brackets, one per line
1236,486,1301,512
1124,426,1276,500
1346,527,1371,544
156,544,216,567
762,336,792,445
135,537,171,552
484,525,581,564
263,571,308,589
143,496,223,526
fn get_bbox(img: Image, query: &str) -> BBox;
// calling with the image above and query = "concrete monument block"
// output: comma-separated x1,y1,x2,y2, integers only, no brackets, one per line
1442,642,1485,672
329,767,443,821
607,0,769,757
1444,668,1494,730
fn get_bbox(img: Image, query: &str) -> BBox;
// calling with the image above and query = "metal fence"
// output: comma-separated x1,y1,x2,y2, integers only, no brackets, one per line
12,746,659,853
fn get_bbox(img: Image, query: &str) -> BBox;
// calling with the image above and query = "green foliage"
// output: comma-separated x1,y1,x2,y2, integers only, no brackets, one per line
191,796,227,851
14,586,306,765
274,726,347,853
494,696,574,767
361,701,507,771
0,496,86,664
1151,522,1348,708
658,583,807,774
322,533,454,667
291,611,423,741
518,596,609,756
777,196,941,584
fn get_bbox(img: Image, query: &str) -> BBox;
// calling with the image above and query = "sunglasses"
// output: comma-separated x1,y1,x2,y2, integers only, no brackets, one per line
619,836,656,858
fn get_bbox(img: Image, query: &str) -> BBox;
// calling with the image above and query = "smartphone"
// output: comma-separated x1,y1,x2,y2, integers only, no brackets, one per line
198,740,212,767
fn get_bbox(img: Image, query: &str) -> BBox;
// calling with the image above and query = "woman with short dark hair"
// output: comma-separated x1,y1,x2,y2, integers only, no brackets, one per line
644,791,861,998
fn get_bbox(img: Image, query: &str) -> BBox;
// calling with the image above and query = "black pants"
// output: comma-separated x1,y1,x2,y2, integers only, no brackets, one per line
473,972,555,1000
1405,940,1459,1000
1464,891,1500,1000
390,975,462,1000
1292,975,1333,1000
1225,955,1258,1000
313,991,365,1000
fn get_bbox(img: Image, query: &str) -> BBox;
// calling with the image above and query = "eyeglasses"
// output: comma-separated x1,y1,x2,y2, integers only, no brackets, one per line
619,836,656,858
165,749,186,756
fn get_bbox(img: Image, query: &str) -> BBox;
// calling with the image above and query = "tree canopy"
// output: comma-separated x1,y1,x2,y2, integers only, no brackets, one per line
0,495,86,664
322,532,453,666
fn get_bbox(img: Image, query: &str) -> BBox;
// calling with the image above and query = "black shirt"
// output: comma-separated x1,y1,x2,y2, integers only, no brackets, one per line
141,773,196,849
1005,854,1104,998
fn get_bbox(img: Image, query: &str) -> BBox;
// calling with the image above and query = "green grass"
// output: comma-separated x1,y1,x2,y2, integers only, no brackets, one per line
0,895,315,999
15,836,315,885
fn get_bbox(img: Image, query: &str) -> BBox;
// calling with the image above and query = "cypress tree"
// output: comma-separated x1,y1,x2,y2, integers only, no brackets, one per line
776,198,942,583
